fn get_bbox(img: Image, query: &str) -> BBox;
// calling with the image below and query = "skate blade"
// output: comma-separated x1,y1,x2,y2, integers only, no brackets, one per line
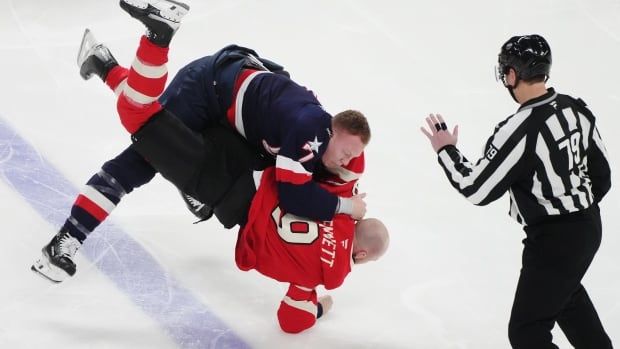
121,0,149,11
165,0,191,12
31,257,68,283
162,0,191,21
76,28,99,68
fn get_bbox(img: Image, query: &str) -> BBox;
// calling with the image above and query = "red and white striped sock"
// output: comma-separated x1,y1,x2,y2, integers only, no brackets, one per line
116,36,170,134
73,185,117,223
105,65,129,95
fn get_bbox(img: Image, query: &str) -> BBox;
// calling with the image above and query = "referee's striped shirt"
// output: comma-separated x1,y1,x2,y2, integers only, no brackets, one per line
438,88,611,225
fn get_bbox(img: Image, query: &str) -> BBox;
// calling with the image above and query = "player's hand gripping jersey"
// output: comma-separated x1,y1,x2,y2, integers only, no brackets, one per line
235,155,364,333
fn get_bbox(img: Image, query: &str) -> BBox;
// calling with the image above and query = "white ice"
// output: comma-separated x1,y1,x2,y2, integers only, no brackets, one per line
1,0,619,348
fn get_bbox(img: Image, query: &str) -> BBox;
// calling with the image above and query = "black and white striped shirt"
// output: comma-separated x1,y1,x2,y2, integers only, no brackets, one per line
438,88,611,225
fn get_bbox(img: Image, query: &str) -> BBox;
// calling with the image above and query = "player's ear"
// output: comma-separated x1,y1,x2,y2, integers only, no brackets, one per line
353,250,367,264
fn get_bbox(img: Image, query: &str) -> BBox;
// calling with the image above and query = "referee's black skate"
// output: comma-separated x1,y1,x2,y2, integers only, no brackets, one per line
31,229,82,283
120,0,190,47
77,29,118,81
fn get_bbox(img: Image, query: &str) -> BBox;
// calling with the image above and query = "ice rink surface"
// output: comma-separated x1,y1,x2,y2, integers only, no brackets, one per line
1,0,619,348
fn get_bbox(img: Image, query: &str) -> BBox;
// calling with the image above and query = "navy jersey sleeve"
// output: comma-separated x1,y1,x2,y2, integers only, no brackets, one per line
275,106,338,221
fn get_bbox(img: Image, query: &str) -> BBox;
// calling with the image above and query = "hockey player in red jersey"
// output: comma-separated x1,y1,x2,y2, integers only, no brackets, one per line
236,156,389,333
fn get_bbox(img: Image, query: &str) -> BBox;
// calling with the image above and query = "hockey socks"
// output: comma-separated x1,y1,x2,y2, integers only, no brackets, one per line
116,36,169,134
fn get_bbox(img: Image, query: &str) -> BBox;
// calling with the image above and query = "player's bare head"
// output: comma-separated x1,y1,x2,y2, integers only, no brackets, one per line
332,110,371,145
322,110,370,169
352,218,389,265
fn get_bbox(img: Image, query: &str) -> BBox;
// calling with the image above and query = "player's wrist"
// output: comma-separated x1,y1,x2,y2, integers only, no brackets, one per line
336,197,353,215
436,144,455,154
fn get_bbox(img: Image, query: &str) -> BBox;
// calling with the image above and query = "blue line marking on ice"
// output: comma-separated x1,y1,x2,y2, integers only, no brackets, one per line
0,116,250,349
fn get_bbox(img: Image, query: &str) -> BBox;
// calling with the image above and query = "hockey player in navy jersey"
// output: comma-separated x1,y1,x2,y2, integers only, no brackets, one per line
33,0,370,283
421,35,612,348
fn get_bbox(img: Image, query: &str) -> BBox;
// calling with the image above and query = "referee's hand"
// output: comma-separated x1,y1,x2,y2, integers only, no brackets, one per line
420,113,459,153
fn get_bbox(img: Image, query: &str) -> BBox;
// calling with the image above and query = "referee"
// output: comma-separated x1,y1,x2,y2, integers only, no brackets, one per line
421,35,612,349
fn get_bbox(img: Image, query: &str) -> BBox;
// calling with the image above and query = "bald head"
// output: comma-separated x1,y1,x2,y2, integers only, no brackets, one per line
352,218,389,264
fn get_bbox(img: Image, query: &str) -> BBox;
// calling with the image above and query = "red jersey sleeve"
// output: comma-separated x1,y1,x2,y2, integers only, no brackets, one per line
277,284,318,334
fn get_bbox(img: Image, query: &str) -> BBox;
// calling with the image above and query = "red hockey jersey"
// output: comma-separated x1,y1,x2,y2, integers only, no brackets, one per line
235,154,364,333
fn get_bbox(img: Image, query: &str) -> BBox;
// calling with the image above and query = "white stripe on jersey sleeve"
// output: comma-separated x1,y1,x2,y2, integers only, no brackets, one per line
438,150,486,190
578,112,591,150
233,71,270,138
491,109,532,148
276,155,312,175
294,285,313,292
571,111,593,208
438,109,531,192
592,127,610,161
467,137,527,204
282,296,316,315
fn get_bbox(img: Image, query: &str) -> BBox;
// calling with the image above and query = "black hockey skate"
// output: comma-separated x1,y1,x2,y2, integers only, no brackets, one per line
180,191,214,223
31,229,82,283
120,0,190,47
77,29,119,81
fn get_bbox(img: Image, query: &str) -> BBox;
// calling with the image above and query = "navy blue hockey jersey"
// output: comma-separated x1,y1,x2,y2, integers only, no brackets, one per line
226,69,349,221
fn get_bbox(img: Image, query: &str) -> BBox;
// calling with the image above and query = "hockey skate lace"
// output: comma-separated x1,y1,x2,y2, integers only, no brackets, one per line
58,235,81,259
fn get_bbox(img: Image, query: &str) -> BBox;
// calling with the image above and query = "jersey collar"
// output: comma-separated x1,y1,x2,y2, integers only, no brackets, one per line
518,87,557,112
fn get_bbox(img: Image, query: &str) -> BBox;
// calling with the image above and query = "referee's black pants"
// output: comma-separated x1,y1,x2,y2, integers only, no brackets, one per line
508,205,613,349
